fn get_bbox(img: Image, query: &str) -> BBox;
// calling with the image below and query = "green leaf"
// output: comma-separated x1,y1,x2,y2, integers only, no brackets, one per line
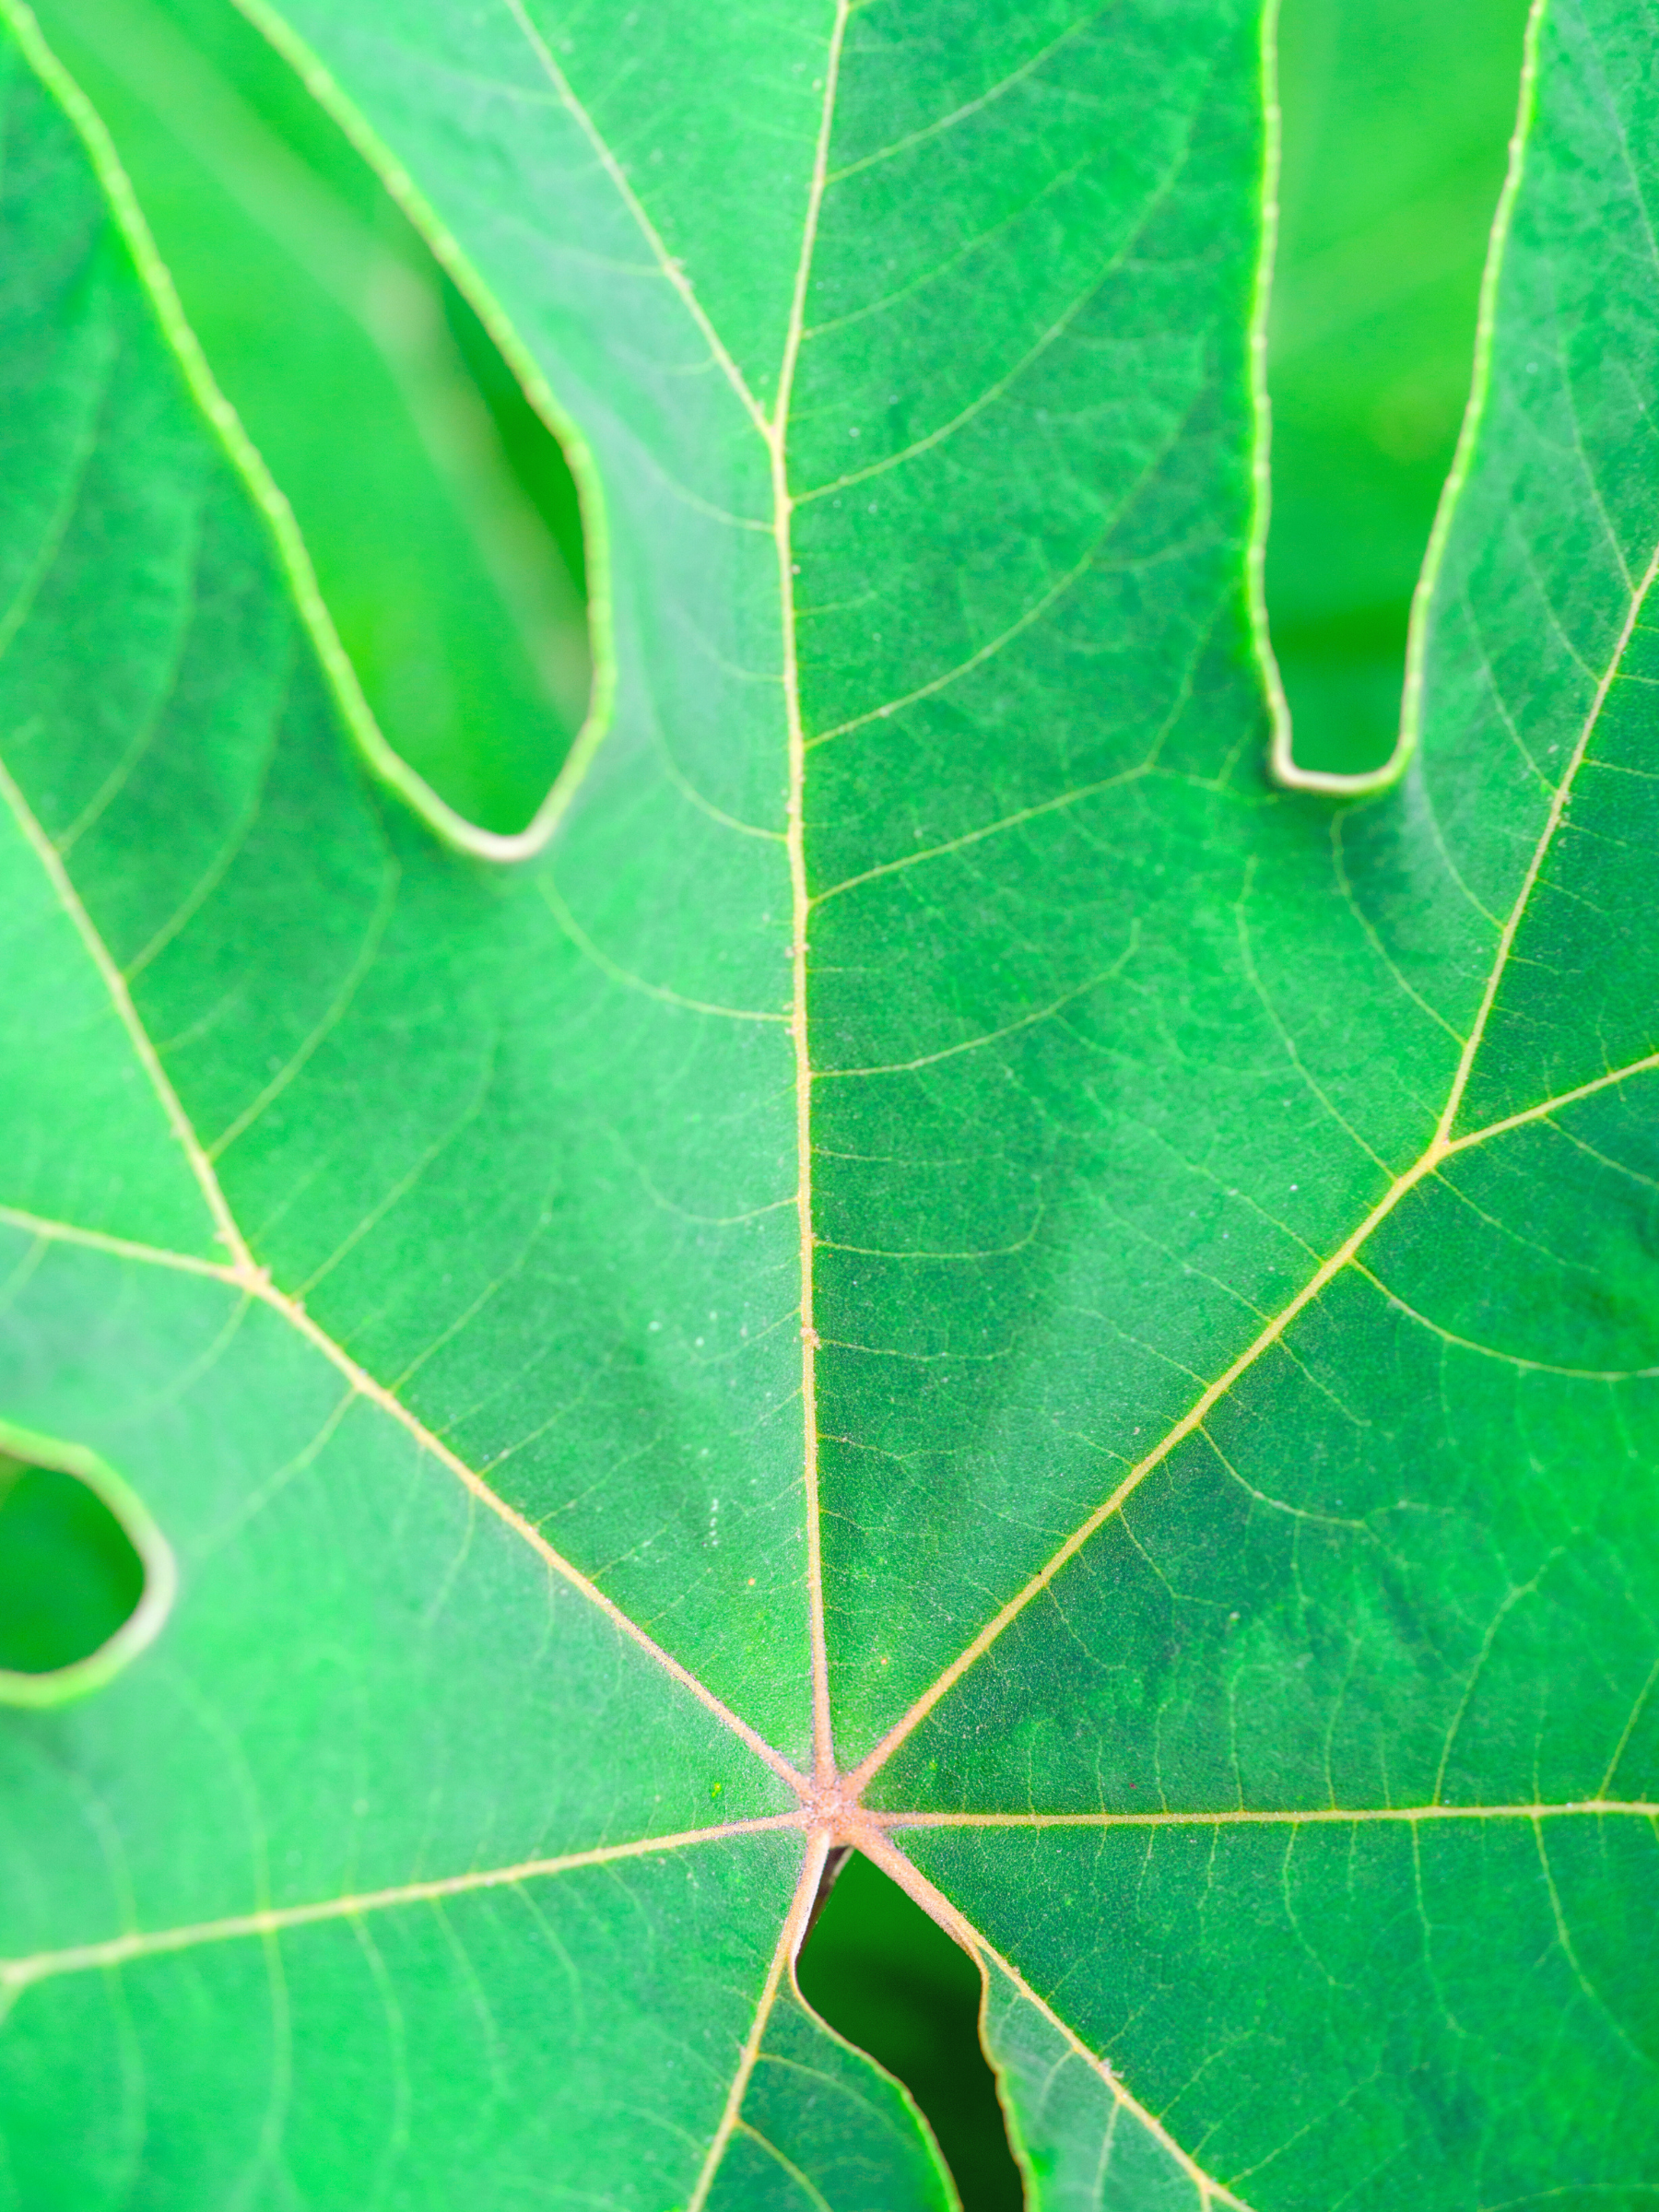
2,0,1657,2205
705,1985,959,2212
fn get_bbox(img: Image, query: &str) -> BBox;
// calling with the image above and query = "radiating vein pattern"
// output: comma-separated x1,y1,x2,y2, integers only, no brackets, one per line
4,0,1659,2203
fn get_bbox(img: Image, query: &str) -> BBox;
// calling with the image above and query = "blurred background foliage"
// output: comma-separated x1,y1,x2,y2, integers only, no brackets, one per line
0,1457,144,1673
26,0,1531,813
1268,0,1530,774
798,1852,1025,2208
32,0,590,835
19,0,1531,2197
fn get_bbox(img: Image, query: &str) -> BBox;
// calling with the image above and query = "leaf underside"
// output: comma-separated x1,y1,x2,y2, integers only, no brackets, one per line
1,0,1657,2206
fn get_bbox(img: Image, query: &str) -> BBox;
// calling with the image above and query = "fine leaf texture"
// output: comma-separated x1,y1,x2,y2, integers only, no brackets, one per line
1,0,1657,2207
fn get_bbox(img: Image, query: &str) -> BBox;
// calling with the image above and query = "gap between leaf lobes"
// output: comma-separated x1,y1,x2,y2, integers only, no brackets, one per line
0,1426,173,1705
1,0,1650,2206
798,1850,1025,2212
32,0,600,845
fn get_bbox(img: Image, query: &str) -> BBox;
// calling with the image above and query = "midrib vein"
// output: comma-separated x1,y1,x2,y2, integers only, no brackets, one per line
771,1,852,1795
0,1817,806,1994
508,0,851,1794
885,1801,1659,1830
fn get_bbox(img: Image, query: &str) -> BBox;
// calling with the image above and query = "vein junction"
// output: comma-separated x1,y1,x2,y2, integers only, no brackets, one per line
7,646,1644,2006
5,39,1657,1907
4,26,1656,2198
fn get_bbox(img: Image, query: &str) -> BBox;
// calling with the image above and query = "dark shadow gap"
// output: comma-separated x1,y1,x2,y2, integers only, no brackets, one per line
1266,0,1531,777
0,1454,146,1675
31,0,592,838
797,1850,1025,2212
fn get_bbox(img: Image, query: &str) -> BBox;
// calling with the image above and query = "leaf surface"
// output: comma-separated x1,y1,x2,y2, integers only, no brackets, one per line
2,0,1657,2206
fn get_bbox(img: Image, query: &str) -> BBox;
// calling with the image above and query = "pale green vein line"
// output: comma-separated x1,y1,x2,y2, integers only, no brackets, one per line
810,763,1149,906
1599,1653,1659,1800
0,1207,236,1282
0,1817,807,1996
1436,525,1659,1144
1235,862,1393,1174
0,306,113,671
0,1237,48,1314
292,1041,499,1300
195,1387,356,1559
805,546,1068,742
208,847,402,1159
56,558,200,857
817,1216,1043,1263
824,11,1099,184
817,932,1138,1079
653,731,787,843
541,877,789,1022
388,1215,559,1396
498,0,768,437
1433,1561,1561,1806
806,394,1198,745
1355,1263,1659,1380
1449,1051,1659,1151
880,1802,1659,1830
121,665,288,982
1329,811,1464,1045
733,2122,835,2212
1427,1158,1604,1285
347,1919,412,2186
803,143,1099,350
1532,1818,1655,2069
798,112,1200,501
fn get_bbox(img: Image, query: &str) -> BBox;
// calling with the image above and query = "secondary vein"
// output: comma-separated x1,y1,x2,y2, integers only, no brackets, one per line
0,756,253,1275
1434,526,1659,1144
500,0,769,439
